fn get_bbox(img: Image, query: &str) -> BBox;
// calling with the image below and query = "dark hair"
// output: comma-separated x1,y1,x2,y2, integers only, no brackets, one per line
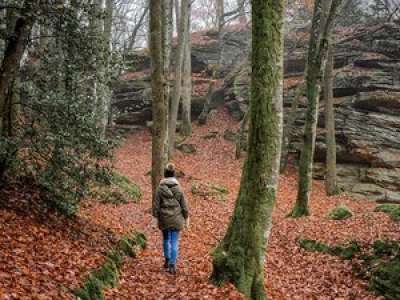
164,163,176,178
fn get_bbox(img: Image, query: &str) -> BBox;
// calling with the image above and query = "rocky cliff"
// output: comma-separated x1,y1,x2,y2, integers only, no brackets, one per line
223,22,400,201
111,23,400,201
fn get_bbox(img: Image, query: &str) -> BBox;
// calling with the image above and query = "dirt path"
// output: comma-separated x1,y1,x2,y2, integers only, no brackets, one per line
86,108,400,299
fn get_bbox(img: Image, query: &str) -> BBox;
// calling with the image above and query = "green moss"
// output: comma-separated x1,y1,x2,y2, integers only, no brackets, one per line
74,231,146,300
74,288,91,300
211,245,244,287
300,238,400,299
298,238,360,259
112,172,142,201
117,231,147,258
106,250,124,268
371,255,400,299
373,240,400,257
75,274,104,300
328,204,353,220
132,232,147,249
287,202,310,218
92,259,119,288
298,238,331,253
118,238,135,257
94,172,142,205
191,181,229,202
375,204,400,222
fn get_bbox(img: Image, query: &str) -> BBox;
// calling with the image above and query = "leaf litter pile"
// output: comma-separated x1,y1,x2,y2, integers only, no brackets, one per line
1,107,399,299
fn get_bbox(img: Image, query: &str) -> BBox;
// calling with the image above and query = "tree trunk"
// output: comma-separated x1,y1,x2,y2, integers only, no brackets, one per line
150,0,168,197
211,0,284,299
168,0,189,156
324,42,337,195
103,0,113,129
280,82,305,173
174,0,180,30
0,6,35,137
0,1,37,179
90,0,108,137
288,0,343,218
162,0,173,162
181,3,192,137
216,0,225,32
235,110,249,159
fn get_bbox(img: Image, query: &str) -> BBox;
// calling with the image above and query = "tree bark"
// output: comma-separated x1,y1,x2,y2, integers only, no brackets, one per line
211,0,284,299
0,3,36,137
180,2,192,137
216,0,224,32
288,0,343,218
324,42,337,196
162,0,173,162
174,0,180,30
104,0,114,128
280,82,305,173
150,0,168,198
168,0,189,156
235,110,248,159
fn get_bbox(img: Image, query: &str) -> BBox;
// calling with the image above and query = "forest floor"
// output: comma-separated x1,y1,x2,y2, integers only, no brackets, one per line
1,108,400,299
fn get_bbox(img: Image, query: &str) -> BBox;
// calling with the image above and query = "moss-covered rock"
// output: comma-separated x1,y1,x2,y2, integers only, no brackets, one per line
298,238,360,259
375,204,400,222
191,181,229,201
328,204,353,220
74,274,105,300
371,255,400,300
300,238,400,300
93,172,142,205
106,250,124,268
112,172,142,201
73,231,146,300
92,259,119,288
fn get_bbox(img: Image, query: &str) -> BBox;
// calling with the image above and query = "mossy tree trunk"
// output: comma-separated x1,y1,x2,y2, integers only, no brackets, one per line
0,1,37,180
324,42,337,196
211,0,284,299
288,0,343,218
0,2,36,137
235,110,248,160
150,0,168,198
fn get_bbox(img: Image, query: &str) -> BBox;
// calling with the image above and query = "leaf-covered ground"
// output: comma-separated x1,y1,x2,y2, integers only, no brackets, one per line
1,108,399,299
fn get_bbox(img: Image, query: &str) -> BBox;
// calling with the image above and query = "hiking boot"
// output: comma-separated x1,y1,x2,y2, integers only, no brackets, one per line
168,264,176,274
164,258,169,269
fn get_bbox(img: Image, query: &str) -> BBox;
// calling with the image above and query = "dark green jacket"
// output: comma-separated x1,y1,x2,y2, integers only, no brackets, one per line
152,177,189,231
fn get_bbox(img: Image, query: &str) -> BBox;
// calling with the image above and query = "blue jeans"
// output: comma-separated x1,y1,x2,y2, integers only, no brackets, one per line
162,229,180,265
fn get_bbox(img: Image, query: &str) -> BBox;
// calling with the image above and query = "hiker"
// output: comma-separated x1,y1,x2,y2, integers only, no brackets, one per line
152,163,189,274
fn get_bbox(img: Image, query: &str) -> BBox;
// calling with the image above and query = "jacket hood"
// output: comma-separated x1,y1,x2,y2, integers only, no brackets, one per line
159,177,179,198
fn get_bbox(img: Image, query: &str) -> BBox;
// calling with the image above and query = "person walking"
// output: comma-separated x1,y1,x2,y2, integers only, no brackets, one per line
152,163,189,274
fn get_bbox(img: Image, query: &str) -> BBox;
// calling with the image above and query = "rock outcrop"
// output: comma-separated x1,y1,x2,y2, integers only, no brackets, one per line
111,22,400,201
223,22,400,201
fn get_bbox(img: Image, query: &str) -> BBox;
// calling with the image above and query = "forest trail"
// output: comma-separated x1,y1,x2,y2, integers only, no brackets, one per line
85,108,400,299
